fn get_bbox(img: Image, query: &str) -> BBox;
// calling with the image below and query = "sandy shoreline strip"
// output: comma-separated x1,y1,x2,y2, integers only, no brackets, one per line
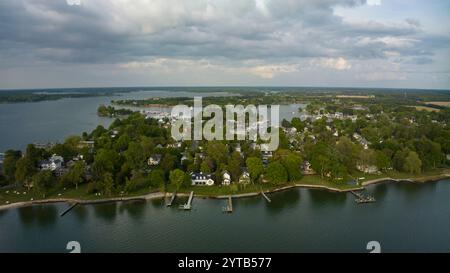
1,174,449,211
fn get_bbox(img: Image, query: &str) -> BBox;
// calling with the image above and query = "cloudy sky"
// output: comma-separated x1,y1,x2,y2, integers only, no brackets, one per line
0,0,449,89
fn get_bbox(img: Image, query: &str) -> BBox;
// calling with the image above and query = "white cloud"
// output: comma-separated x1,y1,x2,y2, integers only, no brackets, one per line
367,0,381,6
246,64,299,78
311,58,352,70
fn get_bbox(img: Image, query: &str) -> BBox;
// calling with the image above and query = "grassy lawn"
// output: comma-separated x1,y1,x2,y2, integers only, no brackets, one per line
296,175,360,190
0,183,160,205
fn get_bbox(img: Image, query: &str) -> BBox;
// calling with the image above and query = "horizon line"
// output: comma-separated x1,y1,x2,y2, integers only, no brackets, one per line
1,85,450,92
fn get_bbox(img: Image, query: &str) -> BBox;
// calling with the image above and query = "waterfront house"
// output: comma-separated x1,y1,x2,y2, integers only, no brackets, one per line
191,172,215,186
40,154,64,171
357,164,379,174
148,154,162,166
222,171,231,186
239,169,251,184
302,161,316,175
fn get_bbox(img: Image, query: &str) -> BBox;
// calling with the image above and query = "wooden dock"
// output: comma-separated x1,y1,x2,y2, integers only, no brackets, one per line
222,196,233,213
261,191,271,203
166,191,177,207
351,191,376,204
179,191,194,210
60,202,79,217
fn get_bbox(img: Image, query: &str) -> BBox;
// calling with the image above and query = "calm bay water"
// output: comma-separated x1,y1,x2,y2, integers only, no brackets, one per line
0,180,448,253
0,89,303,151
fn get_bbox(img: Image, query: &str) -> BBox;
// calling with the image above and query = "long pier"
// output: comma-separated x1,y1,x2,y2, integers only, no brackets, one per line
261,191,271,203
166,191,177,207
222,196,233,213
60,202,79,217
179,191,194,210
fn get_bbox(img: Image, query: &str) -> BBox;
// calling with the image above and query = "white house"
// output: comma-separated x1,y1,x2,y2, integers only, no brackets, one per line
357,164,379,174
191,172,215,186
40,154,64,171
222,171,231,186
148,154,162,166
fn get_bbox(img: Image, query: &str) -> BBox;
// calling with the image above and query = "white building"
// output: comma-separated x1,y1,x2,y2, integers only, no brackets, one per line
40,154,64,171
357,164,379,174
191,172,215,186
148,154,162,166
222,171,231,186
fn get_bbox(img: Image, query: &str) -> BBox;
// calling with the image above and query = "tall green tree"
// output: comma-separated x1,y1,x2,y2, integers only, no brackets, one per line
281,153,303,182
3,150,22,183
246,157,264,182
14,156,37,187
310,142,333,178
124,142,145,170
404,151,422,174
101,172,114,197
228,152,243,182
335,136,358,172
265,161,288,185
150,169,166,188
169,169,185,190
32,170,55,198
61,161,86,189
376,151,391,171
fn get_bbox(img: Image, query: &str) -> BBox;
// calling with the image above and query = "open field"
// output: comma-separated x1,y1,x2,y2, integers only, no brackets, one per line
336,95,375,99
424,101,450,108
413,106,441,112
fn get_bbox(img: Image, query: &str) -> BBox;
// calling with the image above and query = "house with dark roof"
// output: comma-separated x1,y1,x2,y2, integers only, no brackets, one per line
191,172,215,186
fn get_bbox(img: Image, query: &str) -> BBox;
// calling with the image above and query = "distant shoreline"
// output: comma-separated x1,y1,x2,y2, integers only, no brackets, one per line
1,173,449,212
